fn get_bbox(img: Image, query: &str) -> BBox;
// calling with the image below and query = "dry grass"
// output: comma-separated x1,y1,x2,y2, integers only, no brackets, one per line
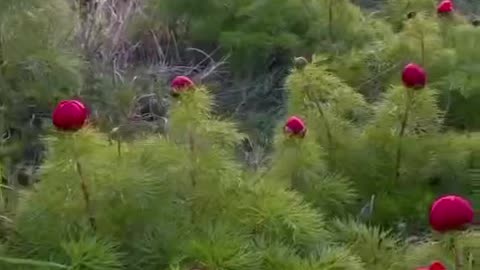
69,0,228,83
69,0,230,128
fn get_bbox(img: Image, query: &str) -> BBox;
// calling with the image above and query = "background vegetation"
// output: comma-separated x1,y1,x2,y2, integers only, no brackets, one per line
1,0,480,269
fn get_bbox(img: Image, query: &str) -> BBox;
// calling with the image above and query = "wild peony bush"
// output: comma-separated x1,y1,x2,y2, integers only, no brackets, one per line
1,1,480,270
283,55,480,231
1,74,479,269
0,87,341,269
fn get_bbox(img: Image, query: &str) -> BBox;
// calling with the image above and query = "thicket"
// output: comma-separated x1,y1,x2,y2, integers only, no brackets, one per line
1,0,480,269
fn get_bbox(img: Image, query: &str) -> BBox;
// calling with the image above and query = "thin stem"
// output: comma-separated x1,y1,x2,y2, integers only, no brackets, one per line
453,236,464,270
188,131,197,188
0,108,6,211
420,33,425,66
305,88,335,167
75,161,96,231
72,136,96,231
0,256,68,269
116,140,122,158
328,0,334,40
393,90,413,183
188,130,197,223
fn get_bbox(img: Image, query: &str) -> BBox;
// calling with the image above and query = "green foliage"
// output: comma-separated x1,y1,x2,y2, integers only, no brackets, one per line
0,0,82,186
266,128,357,216
330,219,403,270
62,235,124,270
366,86,443,138
440,24,480,129
238,182,327,248
286,61,369,120
283,57,479,228
384,0,437,30
312,0,392,52
3,0,480,269
142,0,321,74
0,87,360,269
140,0,391,75
0,0,81,118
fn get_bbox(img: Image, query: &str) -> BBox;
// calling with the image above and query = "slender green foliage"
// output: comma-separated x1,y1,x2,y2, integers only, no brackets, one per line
2,0,480,269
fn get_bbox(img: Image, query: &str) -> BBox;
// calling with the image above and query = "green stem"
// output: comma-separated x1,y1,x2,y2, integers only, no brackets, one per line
305,88,335,167
393,90,413,183
0,256,68,269
72,135,96,231
188,130,197,223
75,161,96,232
453,236,464,270
116,140,122,158
420,33,425,66
188,132,197,188
328,0,334,41
0,109,5,211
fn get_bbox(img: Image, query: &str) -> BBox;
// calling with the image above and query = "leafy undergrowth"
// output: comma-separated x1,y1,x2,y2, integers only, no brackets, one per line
0,82,479,270
2,0,480,269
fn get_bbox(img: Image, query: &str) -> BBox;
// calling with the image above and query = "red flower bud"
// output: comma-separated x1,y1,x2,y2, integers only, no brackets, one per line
171,76,195,96
416,261,447,270
72,96,91,116
52,100,88,131
429,195,474,232
284,116,307,138
402,63,427,89
429,262,447,270
437,0,453,14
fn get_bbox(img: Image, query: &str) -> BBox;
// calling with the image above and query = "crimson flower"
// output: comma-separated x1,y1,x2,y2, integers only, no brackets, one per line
416,261,447,270
429,195,474,232
52,100,88,131
171,76,195,97
402,63,427,89
284,116,307,138
437,0,454,14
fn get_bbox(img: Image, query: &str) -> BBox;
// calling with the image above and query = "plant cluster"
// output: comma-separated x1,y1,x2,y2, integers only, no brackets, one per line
0,0,480,269
0,73,477,270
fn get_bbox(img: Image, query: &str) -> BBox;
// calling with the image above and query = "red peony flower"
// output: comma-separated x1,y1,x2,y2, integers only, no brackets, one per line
429,195,474,232
171,76,195,96
72,96,91,116
402,63,427,89
284,116,307,138
437,0,454,14
52,99,88,131
416,261,447,270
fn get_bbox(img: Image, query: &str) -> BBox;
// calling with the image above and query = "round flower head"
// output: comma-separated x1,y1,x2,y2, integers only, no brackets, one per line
284,116,307,138
416,261,447,270
52,99,88,131
437,0,453,14
402,63,427,89
429,195,474,232
171,76,195,97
